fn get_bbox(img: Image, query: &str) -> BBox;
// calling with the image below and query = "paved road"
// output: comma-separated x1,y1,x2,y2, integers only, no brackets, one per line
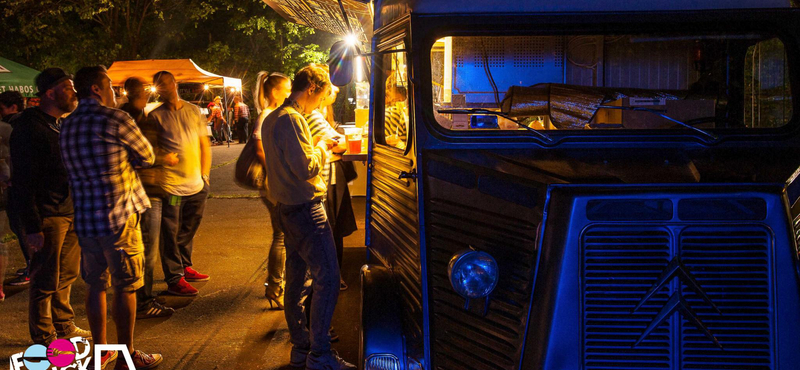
1,143,367,369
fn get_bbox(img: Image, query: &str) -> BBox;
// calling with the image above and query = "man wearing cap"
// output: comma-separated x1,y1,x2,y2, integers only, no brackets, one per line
9,67,90,345
207,96,227,143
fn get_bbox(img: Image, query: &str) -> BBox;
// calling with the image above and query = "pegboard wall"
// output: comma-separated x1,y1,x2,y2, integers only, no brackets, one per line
452,36,565,105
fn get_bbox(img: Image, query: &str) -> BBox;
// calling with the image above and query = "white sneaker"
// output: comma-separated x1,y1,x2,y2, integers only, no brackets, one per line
306,350,356,370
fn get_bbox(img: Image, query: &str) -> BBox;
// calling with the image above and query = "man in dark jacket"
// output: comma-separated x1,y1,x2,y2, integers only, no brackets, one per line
0,91,29,286
119,77,176,319
9,68,90,345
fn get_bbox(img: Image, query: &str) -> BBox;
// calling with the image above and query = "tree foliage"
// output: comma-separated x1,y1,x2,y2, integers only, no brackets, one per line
0,0,335,91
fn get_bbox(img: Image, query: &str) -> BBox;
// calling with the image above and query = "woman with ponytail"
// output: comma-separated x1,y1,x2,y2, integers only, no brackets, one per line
252,71,292,308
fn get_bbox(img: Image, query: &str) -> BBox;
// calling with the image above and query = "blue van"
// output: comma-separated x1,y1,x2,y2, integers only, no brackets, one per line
323,0,800,369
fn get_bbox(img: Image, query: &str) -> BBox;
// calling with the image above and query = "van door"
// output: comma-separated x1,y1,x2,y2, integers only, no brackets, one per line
365,19,425,360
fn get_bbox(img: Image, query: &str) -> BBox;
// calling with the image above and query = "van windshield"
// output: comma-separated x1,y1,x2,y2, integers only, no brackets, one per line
429,33,792,131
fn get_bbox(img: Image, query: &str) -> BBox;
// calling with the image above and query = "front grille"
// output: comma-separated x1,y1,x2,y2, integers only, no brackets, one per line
680,227,773,370
582,225,774,370
583,227,672,369
793,213,800,259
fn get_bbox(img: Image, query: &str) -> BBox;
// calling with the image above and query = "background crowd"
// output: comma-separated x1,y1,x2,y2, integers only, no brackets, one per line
0,62,357,370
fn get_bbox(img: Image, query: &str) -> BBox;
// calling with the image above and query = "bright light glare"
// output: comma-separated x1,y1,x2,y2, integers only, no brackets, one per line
122,90,127,96
355,56,364,82
345,33,358,46
204,84,209,90
149,86,156,93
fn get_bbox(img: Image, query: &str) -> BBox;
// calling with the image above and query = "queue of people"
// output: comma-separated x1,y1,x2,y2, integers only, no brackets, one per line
206,95,252,145
259,64,355,370
0,63,358,370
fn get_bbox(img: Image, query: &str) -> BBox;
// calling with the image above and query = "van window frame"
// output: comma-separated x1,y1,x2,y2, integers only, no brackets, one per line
374,17,414,155
412,11,800,145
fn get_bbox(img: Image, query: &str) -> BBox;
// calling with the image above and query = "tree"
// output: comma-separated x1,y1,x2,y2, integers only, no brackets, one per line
0,0,335,87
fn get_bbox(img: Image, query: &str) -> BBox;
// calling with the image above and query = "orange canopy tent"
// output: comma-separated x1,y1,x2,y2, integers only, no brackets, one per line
107,59,242,90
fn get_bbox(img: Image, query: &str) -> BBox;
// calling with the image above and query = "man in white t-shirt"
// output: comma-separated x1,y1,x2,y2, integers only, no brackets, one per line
148,70,212,296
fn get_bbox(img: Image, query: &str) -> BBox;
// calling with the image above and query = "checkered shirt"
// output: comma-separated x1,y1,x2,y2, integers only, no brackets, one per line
60,98,155,237
234,102,249,121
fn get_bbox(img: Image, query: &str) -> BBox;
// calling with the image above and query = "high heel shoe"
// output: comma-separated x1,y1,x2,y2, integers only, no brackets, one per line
264,283,284,310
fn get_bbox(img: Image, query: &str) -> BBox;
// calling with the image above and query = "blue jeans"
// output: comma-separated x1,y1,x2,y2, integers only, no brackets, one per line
277,201,339,355
137,197,161,308
261,197,286,287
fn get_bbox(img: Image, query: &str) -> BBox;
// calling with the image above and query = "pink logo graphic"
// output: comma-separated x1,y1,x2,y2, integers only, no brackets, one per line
46,339,77,367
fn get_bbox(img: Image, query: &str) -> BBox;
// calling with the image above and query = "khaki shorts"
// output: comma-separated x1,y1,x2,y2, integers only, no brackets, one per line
79,213,144,292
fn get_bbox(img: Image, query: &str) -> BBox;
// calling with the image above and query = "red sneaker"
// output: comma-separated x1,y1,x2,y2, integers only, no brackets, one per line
116,350,162,370
89,350,117,370
167,278,198,296
184,266,210,282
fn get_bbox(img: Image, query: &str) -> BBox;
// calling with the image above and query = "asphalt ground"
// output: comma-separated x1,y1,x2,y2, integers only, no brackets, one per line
0,143,367,369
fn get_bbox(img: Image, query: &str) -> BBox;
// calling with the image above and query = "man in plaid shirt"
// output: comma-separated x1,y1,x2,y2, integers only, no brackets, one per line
233,95,250,143
60,65,162,370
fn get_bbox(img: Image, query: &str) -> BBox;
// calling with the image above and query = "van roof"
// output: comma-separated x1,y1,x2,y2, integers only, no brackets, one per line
399,0,793,14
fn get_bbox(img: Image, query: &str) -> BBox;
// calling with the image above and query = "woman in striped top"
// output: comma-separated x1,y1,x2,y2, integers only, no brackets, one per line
253,71,292,308
384,83,408,148
305,84,357,291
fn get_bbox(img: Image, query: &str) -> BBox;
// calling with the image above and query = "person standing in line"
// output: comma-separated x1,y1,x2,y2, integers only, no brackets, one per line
304,84,357,291
9,68,90,345
119,77,177,319
207,96,227,143
0,91,29,287
252,71,291,308
150,70,212,296
61,65,162,369
0,91,23,123
0,91,22,300
233,95,250,144
261,65,355,370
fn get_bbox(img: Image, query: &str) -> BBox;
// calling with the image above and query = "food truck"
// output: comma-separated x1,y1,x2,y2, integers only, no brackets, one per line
269,0,800,368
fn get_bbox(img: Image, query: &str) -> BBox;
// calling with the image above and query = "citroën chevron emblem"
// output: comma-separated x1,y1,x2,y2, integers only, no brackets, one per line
631,257,724,349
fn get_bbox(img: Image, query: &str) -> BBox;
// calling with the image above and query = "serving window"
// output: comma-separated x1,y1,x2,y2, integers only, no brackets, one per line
429,33,792,132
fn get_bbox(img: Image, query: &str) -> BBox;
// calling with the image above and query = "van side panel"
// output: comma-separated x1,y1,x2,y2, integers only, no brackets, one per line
368,144,424,357
421,150,547,370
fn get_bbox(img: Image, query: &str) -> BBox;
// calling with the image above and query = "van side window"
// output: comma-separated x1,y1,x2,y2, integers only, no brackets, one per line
381,44,410,149
744,37,792,128
430,34,792,132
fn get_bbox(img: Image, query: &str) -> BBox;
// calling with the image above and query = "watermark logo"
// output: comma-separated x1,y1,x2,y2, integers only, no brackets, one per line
9,338,136,370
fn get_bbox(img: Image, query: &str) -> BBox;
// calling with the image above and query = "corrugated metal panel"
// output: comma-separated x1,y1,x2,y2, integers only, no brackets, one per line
428,198,538,370
604,37,699,90
424,156,540,370
369,145,424,345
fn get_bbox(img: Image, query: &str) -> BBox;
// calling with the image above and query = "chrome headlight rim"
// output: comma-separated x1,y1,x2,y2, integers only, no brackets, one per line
447,248,500,300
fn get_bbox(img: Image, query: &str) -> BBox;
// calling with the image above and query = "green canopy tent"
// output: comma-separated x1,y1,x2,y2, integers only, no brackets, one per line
0,57,40,97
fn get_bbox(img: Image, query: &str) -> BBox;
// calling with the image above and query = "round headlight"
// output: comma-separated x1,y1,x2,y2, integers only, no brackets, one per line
447,249,499,300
